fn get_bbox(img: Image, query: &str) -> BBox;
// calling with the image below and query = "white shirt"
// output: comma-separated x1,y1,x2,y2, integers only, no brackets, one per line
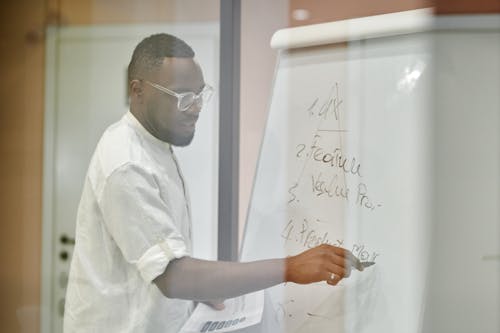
64,112,194,332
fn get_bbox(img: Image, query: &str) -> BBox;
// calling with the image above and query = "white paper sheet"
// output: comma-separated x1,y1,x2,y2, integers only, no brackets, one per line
180,290,264,333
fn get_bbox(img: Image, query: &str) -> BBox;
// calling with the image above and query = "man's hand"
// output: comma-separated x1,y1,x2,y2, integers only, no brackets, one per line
202,300,225,310
155,245,362,301
285,244,362,286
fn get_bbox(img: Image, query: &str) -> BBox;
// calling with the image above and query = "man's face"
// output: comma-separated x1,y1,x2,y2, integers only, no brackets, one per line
143,57,205,146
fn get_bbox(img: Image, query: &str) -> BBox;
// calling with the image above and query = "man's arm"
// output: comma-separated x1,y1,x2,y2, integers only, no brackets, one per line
153,244,362,301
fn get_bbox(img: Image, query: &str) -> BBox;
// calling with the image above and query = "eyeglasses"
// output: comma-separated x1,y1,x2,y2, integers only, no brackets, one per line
143,80,214,112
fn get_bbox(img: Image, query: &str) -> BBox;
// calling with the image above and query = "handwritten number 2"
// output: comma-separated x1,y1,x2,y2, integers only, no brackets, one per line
296,144,306,158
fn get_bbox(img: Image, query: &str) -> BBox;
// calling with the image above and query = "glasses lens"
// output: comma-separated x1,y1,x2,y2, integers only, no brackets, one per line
179,94,195,111
178,86,214,111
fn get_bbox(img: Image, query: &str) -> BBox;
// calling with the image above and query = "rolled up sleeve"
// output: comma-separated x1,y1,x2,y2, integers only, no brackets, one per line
98,163,189,283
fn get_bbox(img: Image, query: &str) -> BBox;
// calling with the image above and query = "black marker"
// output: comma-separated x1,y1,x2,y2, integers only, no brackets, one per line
361,261,375,268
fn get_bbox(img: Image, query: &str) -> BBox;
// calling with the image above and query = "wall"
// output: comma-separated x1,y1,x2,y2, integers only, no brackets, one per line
45,0,219,25
435,0,500,14
239,0,289,242
288,0,500,27
0,1,45,332
289,0,432,26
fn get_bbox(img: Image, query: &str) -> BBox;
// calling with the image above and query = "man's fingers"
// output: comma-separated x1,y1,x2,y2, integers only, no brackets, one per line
288,244,363,286
336,248,363,272
335,248,362,271
331,245,348,257
326,250,347,267
325,271,343,286
324,250,356,276
322,245,363,271
203,301,226,310
211,302,226,311
324,263,346,281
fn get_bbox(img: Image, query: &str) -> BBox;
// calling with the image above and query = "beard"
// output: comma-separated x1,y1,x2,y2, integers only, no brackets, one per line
155,119,196,146
145,101,197,146
168,129,195,147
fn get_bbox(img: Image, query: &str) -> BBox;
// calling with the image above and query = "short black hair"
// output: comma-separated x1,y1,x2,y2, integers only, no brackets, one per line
127,33,195,84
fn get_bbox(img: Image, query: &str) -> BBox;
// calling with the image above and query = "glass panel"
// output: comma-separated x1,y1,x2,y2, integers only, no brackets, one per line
5,1,498,332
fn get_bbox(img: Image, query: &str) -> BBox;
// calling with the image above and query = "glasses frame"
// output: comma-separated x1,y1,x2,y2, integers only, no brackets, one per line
143,80,213,112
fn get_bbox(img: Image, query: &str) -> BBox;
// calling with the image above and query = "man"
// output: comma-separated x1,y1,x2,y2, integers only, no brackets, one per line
64,33,363,332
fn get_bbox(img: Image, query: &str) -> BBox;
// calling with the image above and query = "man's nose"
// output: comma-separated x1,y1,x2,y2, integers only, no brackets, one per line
186,102,202,115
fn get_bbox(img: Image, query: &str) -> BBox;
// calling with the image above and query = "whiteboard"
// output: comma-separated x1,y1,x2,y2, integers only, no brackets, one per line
240,31,433,333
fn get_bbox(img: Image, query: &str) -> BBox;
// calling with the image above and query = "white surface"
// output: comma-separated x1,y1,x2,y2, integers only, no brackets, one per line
243,13,500,333
42,23,219,333
270,9,432,50
241,33,433,333
422,29,500,333
180,291,264,333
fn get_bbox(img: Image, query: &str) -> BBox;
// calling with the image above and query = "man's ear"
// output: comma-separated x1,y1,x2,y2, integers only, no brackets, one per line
129,79,144,100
